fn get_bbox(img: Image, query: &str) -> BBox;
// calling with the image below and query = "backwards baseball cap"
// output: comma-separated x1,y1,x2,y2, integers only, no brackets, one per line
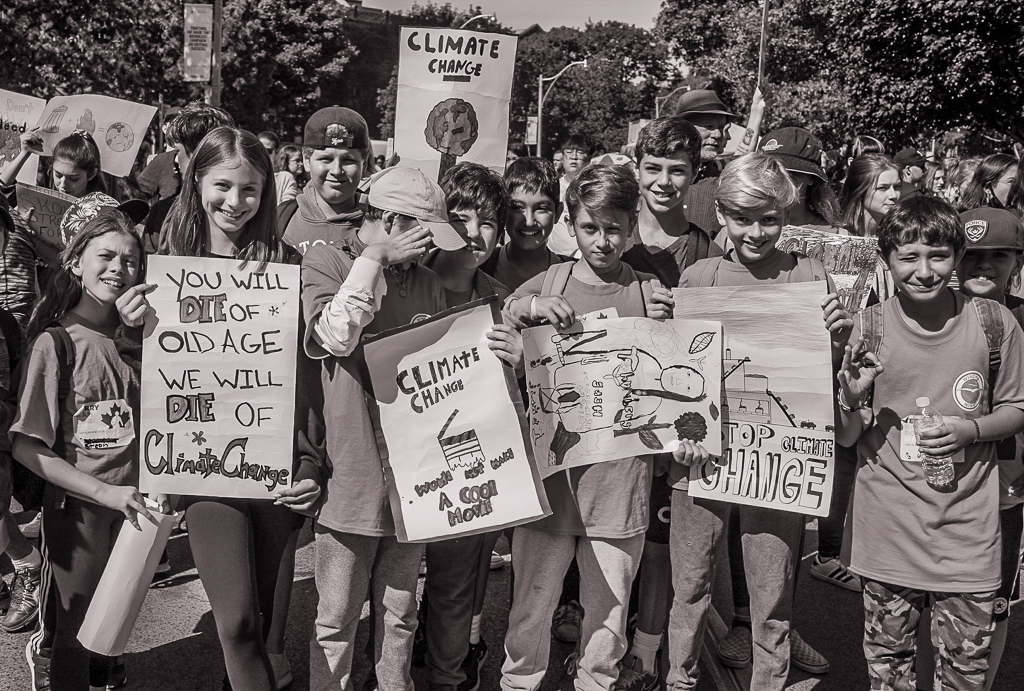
59,193,150,247
674,90,735,118
893,147,927,170
758,127,826,181
960,208,1024,251
366,167,466,251
303,106,369,151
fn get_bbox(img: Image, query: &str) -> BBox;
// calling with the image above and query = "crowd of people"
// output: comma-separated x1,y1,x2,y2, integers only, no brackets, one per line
0,85,1022,691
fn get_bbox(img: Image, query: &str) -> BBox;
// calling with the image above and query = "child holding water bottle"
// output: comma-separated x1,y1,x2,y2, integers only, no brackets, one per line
836,196,1024,691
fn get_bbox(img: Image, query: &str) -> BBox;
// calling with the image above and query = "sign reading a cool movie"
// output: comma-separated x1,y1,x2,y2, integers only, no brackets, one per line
363,300,549,543
139,256,299,499
394,27,518,181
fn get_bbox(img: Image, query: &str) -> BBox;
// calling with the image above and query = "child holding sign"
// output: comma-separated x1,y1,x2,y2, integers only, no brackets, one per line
1,129,107,198
9,210,165,691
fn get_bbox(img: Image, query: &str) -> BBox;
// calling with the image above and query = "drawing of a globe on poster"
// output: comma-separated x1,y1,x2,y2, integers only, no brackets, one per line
105,123,135,152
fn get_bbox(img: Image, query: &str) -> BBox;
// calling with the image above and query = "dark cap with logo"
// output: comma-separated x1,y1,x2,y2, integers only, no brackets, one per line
303,106,369,151
960,207,1024,251
758,127,826,181
673,90,735,119
893,147,927,170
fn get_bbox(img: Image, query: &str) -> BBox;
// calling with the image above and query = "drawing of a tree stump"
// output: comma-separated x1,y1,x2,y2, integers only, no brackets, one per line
424,98,479,181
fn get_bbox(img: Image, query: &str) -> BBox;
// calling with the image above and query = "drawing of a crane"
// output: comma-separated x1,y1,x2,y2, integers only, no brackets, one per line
720,351,797,427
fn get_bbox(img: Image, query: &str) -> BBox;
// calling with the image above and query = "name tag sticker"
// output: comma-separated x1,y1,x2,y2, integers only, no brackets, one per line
75,399,136,450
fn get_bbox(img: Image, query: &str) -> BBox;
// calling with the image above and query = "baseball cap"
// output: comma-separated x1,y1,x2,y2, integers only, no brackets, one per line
59,193,150,247
758,127,827,181
303,106,369,151
960,208,1024,251
673,90,735,118
893,147,927,170
366,167,466,251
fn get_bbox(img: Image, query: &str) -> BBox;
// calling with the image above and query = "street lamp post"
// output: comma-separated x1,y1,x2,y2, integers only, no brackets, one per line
537,59,587,158
459,13,495,29
654,83,691,118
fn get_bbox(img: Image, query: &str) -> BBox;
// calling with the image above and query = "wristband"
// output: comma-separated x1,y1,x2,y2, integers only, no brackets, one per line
837,390,864,413
529,296,538,321
972,419,981,444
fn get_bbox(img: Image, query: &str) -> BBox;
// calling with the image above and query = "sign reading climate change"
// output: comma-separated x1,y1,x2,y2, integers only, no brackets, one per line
394,27,518,181
140,256,299,499
363,300,549,543
674,282,836,517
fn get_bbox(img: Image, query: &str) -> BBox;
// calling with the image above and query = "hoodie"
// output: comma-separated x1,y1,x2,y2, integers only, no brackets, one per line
281,181,365,256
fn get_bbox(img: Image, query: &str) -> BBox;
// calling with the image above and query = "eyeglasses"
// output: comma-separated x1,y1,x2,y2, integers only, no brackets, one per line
563,150,588,160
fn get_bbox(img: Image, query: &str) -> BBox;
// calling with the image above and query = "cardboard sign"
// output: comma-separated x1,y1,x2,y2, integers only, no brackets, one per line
394,28,518,180
675,282,836,516
777,226,894,312
183,4,214,82
139,256,299,499
0,89,46,185
363,299,550,542
15,183,75,249
34,95,157,177
524,317,723,479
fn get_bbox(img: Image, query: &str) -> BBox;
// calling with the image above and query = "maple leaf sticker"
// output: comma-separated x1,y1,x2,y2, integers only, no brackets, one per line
100,403,127,429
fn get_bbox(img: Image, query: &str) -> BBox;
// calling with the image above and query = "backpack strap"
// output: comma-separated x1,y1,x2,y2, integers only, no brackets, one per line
44,325,75,508
792,253,828,283
971,297,1004,410
276,199,299,240
686,256,724,287
540,261,575,297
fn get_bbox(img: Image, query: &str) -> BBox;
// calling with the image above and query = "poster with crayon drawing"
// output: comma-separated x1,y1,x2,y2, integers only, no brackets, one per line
675,282,836,517
0,89,47,185
523,317,723,479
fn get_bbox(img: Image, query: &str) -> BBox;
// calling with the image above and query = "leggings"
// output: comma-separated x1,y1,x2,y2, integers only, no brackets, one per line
186,497,299,691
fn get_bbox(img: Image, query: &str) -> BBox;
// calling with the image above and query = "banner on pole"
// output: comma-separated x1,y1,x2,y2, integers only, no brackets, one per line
363,299,550,543
674,282,836,517
139,256,299,499
183,4,214,83
0,89,47,185
394,28,518,181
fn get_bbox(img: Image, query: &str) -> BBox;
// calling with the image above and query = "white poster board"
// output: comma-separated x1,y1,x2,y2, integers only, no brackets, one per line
140,256,299,499
0,89,46,185
394,28,518,180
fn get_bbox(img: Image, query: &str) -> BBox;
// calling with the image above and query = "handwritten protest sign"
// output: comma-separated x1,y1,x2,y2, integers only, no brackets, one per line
34,95,157,177
675,282,836,516
0,89,46,185
16,183,75,249
778,226,893,312
524,317,723,479
140,256,299,499
363,299,549,542
394,28,518,180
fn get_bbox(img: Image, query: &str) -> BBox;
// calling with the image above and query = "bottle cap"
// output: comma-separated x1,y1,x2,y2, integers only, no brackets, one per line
916,397,930,407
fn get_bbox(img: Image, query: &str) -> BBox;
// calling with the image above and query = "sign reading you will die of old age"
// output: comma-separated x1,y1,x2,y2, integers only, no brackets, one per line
140,256,299,499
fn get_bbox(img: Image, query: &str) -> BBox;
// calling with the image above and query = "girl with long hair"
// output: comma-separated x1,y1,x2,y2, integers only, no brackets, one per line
839,154,901,237
960,153,1018,210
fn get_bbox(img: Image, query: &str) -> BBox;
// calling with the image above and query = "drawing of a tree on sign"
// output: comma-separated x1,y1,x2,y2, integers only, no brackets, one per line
424,98,479,181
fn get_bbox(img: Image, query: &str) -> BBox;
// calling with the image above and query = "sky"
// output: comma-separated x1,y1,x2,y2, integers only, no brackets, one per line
368,0,663,31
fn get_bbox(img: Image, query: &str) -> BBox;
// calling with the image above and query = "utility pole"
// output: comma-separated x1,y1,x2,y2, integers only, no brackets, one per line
536,59,587,158
210,0,223,106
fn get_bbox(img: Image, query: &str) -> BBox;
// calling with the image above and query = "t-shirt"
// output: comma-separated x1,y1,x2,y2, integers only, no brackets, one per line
421,249,512,304
10,314,142,488
282,182,364,256
622,220,723,288
509,262,656,538
842,294,1024,592
483,244,563,292
301,237,446,536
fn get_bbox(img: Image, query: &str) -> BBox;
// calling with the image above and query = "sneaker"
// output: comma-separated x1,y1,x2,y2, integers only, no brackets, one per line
269,652,293,689
717,625,752,669
0,578,9,613
489,550,506,570
152,551,172,584
106,657,127,689
551,601,583,644
1,564,41,633
614,653,658,691
809,555,862,592
26,638,50,691
20,512,41,539
458,639,488,691
790,629,829,675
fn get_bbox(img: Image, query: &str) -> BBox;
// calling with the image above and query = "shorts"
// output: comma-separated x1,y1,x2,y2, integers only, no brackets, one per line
645,472,672,544
995,505,1023,622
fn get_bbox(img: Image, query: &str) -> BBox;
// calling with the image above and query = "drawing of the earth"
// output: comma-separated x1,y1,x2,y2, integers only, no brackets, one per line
105,123,134,152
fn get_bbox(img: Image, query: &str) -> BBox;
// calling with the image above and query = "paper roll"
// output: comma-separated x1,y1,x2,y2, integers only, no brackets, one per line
77,503,176,656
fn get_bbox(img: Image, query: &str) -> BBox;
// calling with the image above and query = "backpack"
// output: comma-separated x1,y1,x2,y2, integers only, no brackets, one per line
683,252,828,287
539,260,657,316
276,198,299,240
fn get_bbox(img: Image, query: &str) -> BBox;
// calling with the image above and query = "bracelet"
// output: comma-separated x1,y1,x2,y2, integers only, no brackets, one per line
529,295,538,321
972,418,981,444
837,390,864,413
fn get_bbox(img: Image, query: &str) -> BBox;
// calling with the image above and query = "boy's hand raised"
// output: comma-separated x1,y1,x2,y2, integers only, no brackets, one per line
116,283,156,328
672,439,710,467
363,226,432,267
532,296,576,329
821,292,853,347
837,340,883,409
646,283,675,320
487,324,525,377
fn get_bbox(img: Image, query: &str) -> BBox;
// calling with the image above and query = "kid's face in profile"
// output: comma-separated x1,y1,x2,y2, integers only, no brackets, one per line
569,206,633,275
717,204,787,264
507,189,558,252
958,248,1022,299
305,147,364,210
199,160,264,241
287,153,303,175
991,166,1018,207
864,169,901,220
52,158,93,198
72,233,141,305
448,206,500,269
886,241,958,303
639,151,693,214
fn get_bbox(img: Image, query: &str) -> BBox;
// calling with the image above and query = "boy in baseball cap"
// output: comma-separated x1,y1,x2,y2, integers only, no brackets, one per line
957,207,1024,303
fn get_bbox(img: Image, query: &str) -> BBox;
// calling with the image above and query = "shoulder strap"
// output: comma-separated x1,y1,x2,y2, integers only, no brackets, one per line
276,199,299,240
687,256,724,287
971,297,1004,409
540,261,574,297
46,325,76,408
792,253,828,282
858,303,884,357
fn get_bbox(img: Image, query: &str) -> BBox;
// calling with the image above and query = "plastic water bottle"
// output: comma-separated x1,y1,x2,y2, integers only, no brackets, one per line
913,397,954,487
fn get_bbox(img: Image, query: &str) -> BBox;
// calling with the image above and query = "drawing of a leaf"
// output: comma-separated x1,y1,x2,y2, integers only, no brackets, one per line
689,331,715,354
639,429,663,450
709,402,719,421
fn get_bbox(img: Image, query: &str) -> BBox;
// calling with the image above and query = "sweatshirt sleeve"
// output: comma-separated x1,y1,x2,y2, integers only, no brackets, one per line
301,247,387,359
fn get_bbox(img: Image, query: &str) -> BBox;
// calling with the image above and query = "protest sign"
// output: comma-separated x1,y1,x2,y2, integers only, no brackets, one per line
394,27,518,180
363,299,550,543
524,317,723,479
34,95,157,177
674,282,836,517
0,89,46,185
778,226,893,312
139,256,299,499
15,183,75,249
183,4,214,82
